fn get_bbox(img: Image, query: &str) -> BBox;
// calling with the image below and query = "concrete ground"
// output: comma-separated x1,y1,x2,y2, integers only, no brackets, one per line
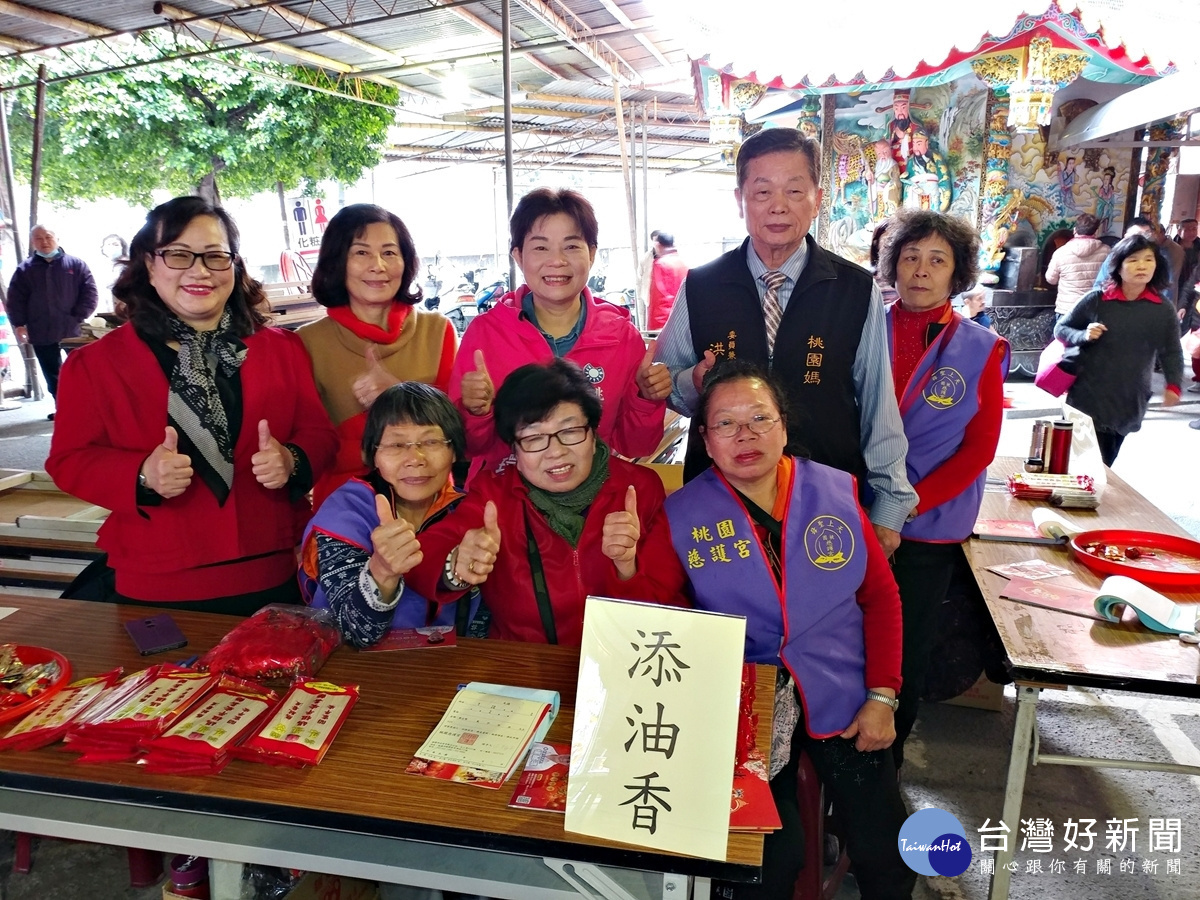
2,371,1200,899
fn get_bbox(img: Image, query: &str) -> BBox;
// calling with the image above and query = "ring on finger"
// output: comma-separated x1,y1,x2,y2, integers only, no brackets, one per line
468,560,477,575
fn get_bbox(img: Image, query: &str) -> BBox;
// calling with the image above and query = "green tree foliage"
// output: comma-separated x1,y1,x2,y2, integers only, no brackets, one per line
3,43,397,206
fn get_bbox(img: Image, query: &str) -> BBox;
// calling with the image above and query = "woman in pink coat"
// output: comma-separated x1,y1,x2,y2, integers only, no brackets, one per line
449,188,670,479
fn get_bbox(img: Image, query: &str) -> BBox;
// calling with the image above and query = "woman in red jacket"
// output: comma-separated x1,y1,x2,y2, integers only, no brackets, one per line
47,196,338,614
407,358,686,644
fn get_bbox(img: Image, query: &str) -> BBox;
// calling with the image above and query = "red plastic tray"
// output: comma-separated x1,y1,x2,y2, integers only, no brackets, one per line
1070,530,1200,590
0,645,72,725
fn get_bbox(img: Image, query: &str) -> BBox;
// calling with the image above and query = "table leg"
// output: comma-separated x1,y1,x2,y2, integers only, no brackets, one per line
988,685,1039,900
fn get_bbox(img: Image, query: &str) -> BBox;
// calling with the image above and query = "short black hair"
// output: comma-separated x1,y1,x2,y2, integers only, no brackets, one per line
493,358,603,446
361,382,465,463
1127,216,1156,233
509,188,599,251
654,231,675,248
112,195,268,341
696,359,790,431
1181,218,1198,226
311,204,422,309
735,127,821,190
1105,233,1169,292
1074,213,1099,236
878,208,980,297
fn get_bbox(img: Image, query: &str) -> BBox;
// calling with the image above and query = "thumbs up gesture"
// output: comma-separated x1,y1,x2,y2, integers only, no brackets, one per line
635,339,671,401
460,349,495,416
602,484,641,580
451,500,501,587
691,349,718,394
140,425,194,499
367,493,423,600
251,419,294,490
353,344,400,410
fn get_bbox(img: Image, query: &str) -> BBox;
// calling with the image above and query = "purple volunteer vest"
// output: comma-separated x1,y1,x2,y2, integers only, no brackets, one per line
665,459,869,737
300,478,456,629
888,311,1008,542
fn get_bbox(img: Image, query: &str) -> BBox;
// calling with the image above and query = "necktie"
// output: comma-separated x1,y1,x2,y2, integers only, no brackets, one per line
761,270,786,355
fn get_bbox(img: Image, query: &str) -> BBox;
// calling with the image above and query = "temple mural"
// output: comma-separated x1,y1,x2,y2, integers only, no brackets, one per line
824,79,987,265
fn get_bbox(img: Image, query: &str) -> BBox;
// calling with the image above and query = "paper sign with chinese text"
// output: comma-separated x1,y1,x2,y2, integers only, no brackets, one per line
565,596,746,861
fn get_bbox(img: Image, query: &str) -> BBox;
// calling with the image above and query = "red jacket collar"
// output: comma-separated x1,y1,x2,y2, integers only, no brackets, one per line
1101,283,1162,303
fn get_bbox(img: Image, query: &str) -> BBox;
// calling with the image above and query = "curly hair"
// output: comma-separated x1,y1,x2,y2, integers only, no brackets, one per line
112,196,268,340
878,208,980,298
311,204,422,309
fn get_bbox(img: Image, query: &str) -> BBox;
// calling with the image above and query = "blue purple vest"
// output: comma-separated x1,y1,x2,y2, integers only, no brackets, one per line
300,478,458,629
665,459,868,737
887,311,1009,542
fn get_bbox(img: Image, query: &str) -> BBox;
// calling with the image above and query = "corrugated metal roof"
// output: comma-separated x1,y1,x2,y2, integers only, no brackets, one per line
0,0,724,171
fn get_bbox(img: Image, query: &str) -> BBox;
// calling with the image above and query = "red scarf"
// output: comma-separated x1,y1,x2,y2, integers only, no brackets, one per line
326,302,411,343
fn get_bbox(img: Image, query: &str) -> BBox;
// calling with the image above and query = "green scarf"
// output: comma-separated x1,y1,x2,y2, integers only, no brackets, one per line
523,439,611,547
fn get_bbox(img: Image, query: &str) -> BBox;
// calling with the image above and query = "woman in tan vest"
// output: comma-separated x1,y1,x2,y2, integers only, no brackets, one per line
299,204,457,508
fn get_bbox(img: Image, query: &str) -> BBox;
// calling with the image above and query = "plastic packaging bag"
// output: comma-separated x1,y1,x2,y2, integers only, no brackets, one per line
197,605,341,681
1059,402,1107,491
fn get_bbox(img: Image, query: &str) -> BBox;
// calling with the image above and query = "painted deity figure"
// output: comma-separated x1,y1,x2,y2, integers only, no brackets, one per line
903,130,952,211
886,90,922,167
866,138,901,219
1095,166,1116,235
1059,156,1078,214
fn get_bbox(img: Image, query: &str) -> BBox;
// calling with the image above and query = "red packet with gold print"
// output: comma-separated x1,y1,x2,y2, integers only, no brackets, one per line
64,666,217,763
0,669,123,752
139,677,279,775
234,680,359,768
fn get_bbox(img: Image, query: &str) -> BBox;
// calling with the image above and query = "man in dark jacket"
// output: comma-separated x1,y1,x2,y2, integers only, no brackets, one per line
6,225,99,418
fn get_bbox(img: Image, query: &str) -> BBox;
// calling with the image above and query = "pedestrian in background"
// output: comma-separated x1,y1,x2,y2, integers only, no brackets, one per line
6,225,98,419
646,230,688,331
1055,233,1183,466
1045,213,1108,324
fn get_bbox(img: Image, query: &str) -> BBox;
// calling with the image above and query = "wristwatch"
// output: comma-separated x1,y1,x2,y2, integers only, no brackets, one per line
866,690,899,711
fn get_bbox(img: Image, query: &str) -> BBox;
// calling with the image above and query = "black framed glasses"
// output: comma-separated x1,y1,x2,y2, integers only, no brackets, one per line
155,249,236,271
514,425,591,453
704,415,780,439
376,439,453,457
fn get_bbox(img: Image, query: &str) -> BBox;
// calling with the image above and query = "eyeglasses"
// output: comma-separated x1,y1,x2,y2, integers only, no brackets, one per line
155,249,236,271
704,415,781,439
376,439,453,457
514,425,591,453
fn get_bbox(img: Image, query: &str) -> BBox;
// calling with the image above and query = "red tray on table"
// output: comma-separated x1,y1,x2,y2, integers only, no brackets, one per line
1070,530,1200,590
0,645,72,725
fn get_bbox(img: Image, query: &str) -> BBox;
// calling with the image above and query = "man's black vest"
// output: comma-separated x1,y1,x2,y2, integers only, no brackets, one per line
683,236,874,500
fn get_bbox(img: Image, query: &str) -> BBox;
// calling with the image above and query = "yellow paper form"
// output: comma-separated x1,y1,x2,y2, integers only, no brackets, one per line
566,597,746,861
414,690,550,774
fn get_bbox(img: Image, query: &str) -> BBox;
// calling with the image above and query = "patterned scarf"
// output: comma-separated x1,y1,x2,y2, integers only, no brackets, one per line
523,438,611,547
166,307,247,503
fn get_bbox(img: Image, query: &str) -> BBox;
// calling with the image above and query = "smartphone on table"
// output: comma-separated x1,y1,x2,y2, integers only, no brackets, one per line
124,613,188,656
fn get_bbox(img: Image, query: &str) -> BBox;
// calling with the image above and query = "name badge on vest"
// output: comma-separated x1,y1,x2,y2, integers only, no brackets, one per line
925,366,967,409
805,515,855,570
706,330,737,360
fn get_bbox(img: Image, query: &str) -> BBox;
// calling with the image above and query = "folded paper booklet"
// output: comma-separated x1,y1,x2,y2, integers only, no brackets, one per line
1093,576,1199,635
999,576,1106,621
407,682,559,789
974,510,1084,545
987,559,1073,581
